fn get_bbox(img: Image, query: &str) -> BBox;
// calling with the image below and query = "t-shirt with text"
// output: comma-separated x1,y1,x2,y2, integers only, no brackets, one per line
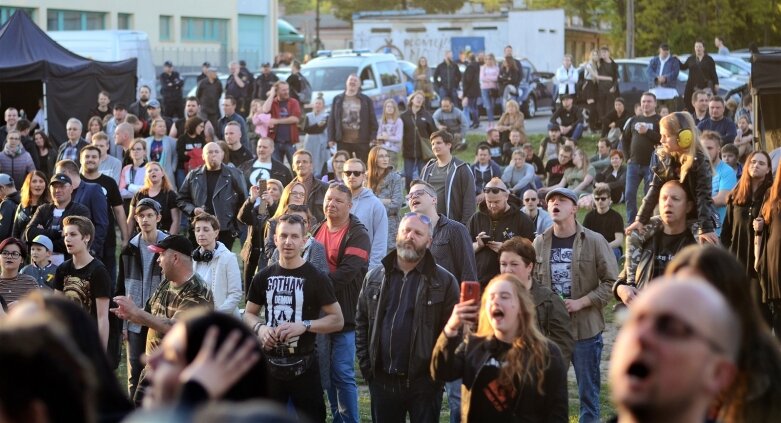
248,262,336,356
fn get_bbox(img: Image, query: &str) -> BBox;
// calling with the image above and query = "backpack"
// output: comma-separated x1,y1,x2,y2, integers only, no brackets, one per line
297,74,312,104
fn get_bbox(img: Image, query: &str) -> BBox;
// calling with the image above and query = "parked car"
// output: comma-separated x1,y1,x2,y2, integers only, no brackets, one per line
300,50,408,116
710,54,751,83
731,47,781,62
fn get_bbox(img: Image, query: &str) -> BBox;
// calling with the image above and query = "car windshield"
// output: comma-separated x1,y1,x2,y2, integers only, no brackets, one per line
301,66,357,92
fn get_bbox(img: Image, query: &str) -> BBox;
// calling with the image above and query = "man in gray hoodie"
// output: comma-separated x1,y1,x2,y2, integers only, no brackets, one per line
345,158,388,270
421,130,476,226
432,98,468,151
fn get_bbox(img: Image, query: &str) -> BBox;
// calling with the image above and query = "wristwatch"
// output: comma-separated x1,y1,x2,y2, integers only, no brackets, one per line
302,320,312,332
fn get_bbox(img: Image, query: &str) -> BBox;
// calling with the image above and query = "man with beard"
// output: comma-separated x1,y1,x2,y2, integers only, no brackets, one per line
533,187,616,423
356,212,459,423
468,177,534,286
169,96,215,143
343,158,388,270
311,183,371,423
129,85,152,123
327,74,378,163
609,279,739,423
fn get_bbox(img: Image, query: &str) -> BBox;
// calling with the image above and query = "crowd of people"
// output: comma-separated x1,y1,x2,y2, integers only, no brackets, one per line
0,38,779,423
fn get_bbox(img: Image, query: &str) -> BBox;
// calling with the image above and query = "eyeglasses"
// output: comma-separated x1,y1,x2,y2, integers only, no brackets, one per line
594,197,609,202
1,251,21,258
403,212,431,225
524,198,538,202
406,189,432,200
483,187,508,195
632,312,726,354
342,170,364,177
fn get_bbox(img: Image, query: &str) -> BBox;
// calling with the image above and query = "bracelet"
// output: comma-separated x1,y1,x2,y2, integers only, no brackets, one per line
253,322,263,335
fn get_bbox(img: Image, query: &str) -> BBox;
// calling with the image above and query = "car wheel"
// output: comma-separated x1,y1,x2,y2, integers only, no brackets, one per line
525,96,537,118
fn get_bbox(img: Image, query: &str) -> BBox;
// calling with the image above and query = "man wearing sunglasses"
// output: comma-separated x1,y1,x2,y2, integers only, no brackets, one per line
583,183,625,264
420,130,476,226
468,178,534,286
343,158,388,270
521,189,553,237
609,279,740,423
356,212,459,422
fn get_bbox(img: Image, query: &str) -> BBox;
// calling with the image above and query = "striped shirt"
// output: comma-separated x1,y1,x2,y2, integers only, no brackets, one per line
144,273,213,355
0,274,40,303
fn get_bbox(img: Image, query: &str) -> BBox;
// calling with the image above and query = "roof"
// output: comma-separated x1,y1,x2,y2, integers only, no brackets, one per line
0,11,136,80
752,52,781,94
283,12,351,30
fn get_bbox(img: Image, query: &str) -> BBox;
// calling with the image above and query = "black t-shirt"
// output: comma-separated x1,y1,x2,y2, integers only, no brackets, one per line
83,173,123,229
130,189,178,233
54,258,111,321
248,262,336,356
545,159,571,186
205,169,222,214
653,231,691,278
583,209,624,245
228,146,253,167
469,339,515,420
526,154,545,175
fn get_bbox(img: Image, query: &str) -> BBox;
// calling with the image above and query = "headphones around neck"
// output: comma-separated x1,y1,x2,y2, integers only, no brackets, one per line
675,112,694,149
192,248,214,263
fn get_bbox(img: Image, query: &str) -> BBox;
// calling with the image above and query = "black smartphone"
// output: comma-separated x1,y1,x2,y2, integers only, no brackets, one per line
480,235,493,243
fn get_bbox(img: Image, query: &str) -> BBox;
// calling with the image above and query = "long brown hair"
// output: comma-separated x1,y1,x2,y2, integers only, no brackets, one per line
761,154,781,224
366,146,390,193
273,182,307,220
476,274,551,395
20,170,51,208
732,151,772,206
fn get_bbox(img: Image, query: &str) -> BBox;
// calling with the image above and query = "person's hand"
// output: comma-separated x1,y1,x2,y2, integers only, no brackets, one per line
328,141,336,148
609,122,616,128
476,193,485,204
564,297,587,313
111,296,140,322
260,192,274,207
698,232,720,245
475,232,487,249
617,285,639,306
275,322,306,343
121,238,129,248
609,87,616,93
318,120,326,127
486,241,502,253
249,185,261,201
444,299,479,336
269,118,278,126
257,325,278,350
179,327,260,399
753,217,764,233
193,207,205,216
578,195,594,210
625,220,645,236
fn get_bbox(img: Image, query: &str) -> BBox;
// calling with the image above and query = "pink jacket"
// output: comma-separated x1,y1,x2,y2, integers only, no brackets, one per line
480,65,499,89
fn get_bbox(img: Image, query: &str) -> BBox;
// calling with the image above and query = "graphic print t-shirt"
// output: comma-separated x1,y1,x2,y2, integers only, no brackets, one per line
248,262,336,356
54,258,111,321
341,95,361,143
549,233,576,299
470,339,515,420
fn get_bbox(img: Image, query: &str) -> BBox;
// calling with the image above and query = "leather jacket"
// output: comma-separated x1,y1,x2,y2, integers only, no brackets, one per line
356,249,459,383
176,165,247,233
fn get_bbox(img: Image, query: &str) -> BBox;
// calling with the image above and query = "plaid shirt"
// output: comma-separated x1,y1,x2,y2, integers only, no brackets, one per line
144,273,213,355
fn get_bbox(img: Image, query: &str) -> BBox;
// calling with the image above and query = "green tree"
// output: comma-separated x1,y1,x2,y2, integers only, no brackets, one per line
281,0,315,15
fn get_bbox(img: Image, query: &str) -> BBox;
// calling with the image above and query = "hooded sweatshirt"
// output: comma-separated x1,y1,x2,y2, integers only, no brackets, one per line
350,188,388,270
193,241,242,317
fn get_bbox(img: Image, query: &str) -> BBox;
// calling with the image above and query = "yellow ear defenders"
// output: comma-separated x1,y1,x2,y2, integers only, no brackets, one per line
675,112,694,149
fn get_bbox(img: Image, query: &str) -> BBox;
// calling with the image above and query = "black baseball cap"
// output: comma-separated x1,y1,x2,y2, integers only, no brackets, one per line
135,198,162,215
164,60,173,67
202,61,211,67
148,235,193,256
50,173,72,185
261,62,271,67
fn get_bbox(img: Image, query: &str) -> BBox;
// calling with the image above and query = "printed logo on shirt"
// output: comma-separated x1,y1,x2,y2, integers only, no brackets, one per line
265,275,305,348
550,247,573,299
483,357,511,412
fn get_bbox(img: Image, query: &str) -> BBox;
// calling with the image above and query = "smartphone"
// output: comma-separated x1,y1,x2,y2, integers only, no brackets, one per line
460,281,481,304
257,179,267,192
480,235,493,243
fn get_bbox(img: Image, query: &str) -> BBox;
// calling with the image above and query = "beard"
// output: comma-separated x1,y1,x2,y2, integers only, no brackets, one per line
396,239,426,262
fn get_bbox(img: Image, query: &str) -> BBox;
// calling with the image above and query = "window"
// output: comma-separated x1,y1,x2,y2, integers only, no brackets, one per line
118,13,132,30
376,61,401,87
181,17,228,43
0,7,34,26
47,9,106,31
159,15,172,41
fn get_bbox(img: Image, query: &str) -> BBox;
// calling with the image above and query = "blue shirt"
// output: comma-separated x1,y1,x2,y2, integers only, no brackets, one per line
712,160,737,235
697,117,738,145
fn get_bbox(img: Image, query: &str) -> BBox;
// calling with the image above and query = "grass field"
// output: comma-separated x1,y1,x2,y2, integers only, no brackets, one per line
116,129,622,421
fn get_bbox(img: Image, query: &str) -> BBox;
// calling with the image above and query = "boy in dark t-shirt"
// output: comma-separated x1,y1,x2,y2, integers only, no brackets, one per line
54,216,111,350
582,183,625,263
244,214,343,423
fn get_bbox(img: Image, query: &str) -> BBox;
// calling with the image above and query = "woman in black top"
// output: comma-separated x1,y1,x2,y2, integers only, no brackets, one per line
680,40,719,114
432,274,568,422
754,152,781,335
12,170,50,240
33,130,57,178
238,178,282,292
596,47,619,125
176,116,206,188
127,162,180,235
400,91,436,189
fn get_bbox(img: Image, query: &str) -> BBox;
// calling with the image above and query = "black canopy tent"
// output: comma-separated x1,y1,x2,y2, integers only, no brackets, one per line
0,11,136,145
751,52,781,153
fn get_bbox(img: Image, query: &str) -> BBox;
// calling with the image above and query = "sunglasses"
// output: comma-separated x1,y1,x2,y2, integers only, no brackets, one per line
406,189,432,200
483,187,508,195
594,197,609,202
403,212,431,225
524,198,538,202
342,170,364,177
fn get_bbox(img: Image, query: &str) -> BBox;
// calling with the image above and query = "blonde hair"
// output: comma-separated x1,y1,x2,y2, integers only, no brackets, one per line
659,112,711,182
476,274,551,395
381,99,400,123
273,182,307,219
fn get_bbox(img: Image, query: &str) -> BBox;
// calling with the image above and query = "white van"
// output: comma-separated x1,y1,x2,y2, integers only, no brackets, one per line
47,30,157,98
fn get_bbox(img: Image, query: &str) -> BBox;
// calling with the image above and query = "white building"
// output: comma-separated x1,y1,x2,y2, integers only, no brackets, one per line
0,1,278,70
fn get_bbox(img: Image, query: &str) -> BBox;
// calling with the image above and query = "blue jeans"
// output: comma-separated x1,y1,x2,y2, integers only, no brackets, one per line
325,331,359,423
445,379,461,423
404,158,424,190
273,141,295,167
465,96,479,126
568,122,585,140
572,333,603,423
625,163,652,224
480,89,496,122
438,87,459,103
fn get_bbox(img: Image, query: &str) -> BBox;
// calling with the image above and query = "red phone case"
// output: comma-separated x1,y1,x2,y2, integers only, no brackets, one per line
460,281,481,303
